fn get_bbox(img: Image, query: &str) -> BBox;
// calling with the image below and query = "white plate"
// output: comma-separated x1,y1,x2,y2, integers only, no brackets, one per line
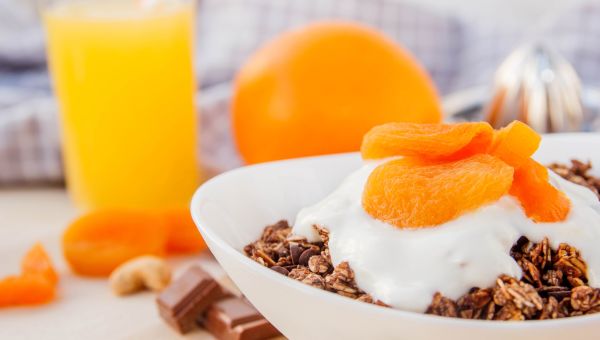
191,133,600,340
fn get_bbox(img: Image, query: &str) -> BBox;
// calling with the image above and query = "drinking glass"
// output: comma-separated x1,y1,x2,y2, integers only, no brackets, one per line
42,0,200,211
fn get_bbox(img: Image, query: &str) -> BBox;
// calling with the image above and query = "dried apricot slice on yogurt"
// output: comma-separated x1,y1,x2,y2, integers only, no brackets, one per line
63,210,167,276
362,154,514,228
489,121,541,167
360,122,494,160
510,158,571,222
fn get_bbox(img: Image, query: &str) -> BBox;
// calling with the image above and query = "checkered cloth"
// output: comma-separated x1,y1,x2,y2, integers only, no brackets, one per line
1,0,600,184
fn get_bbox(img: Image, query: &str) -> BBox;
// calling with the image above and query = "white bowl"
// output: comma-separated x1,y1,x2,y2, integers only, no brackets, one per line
191,133,600,340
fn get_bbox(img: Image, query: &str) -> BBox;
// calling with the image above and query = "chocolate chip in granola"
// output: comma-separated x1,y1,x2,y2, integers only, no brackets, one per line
276,245,289,258
299,248,319,266
289,244,302,265
270,266,289,276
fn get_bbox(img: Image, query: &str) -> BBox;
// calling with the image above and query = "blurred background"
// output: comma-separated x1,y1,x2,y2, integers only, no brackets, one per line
1,0,599,185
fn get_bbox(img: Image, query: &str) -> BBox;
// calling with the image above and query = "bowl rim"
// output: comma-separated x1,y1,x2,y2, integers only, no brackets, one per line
191,132,600,330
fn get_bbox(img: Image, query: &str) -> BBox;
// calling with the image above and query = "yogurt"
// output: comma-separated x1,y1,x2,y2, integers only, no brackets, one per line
293,161,600,312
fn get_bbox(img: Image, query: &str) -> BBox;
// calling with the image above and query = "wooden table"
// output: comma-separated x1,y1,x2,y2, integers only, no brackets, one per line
0,188,227,339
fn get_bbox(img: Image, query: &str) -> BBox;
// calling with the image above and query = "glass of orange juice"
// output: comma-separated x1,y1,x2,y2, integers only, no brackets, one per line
42,0,200,211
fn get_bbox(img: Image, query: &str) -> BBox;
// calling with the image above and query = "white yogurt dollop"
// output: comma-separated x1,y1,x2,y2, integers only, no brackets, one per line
293,162,600,312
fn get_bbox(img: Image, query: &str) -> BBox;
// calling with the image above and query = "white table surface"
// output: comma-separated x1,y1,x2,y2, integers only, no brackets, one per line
0,187,231,340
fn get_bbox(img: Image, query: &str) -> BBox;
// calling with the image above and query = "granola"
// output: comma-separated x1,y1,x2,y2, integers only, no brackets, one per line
244,160,600,320
244,221,382,304
549,159,600,200
427,236,600,320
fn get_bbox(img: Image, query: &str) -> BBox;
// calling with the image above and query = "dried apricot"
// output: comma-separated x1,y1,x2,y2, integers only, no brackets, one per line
63,210,168,276
21,243,58,285
164,208,207,254
362,154,514,227
0,243,58,307
361,122,494,160
510,159,571,222
0,275,55,307
489,121,541,167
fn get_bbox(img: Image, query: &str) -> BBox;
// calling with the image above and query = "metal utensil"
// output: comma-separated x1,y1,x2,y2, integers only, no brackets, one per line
484,44,584,132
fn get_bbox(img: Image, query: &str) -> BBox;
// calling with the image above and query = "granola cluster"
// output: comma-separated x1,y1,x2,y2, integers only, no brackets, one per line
549,159,600,199
244,221,386,305
427,236,600,320
244,160,600,320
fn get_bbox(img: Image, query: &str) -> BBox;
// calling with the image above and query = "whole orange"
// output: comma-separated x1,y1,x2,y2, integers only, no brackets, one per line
232,21,442,164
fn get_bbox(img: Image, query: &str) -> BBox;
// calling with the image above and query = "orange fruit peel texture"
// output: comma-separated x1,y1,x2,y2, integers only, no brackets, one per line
63,210,168,276
233,21,442,164
362,154,514,228
0,244,58,307
361,120,571,227
361,122,494,160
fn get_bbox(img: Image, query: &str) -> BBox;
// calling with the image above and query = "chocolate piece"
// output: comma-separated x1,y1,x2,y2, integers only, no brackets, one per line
298,248,318,266
270,266,289,276
276,246,289,258
157,265,229,334
289,244,301,265
200,297,281,340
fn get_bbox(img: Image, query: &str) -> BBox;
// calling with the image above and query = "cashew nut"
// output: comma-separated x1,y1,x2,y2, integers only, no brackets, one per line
109,255,171,296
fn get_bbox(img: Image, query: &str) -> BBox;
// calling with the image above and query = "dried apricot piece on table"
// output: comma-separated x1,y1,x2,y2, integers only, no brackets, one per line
21,243,59,285
0,243,58,307
361,122,494,160
164,208,207,254
489,121,541,167
362,154,514,227
510,158,571,222
0,275,55,307
63,210,168,276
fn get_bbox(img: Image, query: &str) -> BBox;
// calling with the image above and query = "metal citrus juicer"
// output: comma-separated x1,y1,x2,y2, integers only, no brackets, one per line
484,44,584,132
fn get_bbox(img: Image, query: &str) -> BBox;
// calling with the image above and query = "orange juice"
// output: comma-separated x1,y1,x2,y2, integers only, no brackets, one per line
44,0,199,210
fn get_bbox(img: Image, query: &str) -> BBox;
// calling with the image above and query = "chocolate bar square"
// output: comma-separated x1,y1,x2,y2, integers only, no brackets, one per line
200,297,281,340
156,265,229,333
